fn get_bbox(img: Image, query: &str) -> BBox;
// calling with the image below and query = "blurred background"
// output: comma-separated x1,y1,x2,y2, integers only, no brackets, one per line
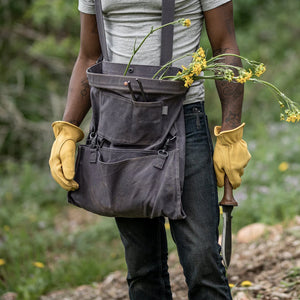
0,0,299,299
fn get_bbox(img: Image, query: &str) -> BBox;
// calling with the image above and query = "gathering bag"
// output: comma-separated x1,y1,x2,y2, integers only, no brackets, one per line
68,0,187,220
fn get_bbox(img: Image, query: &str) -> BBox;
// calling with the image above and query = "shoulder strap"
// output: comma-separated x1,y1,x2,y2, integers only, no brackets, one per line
160,0,175,65
95,0,109,61
95,0,175,65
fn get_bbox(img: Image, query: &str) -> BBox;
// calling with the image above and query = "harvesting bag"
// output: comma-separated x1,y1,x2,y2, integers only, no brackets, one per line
68,0,187,219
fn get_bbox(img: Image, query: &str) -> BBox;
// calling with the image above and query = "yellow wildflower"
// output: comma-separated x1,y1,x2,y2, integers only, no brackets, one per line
201,59,207,69
241,280,253,287
229,283,235,289
183,75,194,88
3,225,10,232
236,69,252,84
286,116,291,122
183,19,191,27
278,162,289,172
192,48,206,64
33,261,45,268
192,63,202,76
246,69,253,79
289,114,297,123
280,113,285,121
197,47,206,58
297,114,300,121
236,77,247,84
279,101,285,108
255,63,266,77
224,69,234,82
194,56,205,65
0,259,5,266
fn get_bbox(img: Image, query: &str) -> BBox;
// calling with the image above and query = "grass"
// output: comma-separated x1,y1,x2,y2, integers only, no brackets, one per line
0,162,126,299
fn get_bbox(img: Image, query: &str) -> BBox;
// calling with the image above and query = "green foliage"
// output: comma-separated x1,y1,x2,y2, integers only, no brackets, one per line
0,0,80,163
26,0,79,34
0,162,125,299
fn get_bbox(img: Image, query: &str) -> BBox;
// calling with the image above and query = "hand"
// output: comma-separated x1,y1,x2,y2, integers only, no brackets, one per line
49,121,84,191
213,123,251,189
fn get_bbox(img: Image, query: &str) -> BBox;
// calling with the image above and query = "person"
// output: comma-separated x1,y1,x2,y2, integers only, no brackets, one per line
49,0,251,299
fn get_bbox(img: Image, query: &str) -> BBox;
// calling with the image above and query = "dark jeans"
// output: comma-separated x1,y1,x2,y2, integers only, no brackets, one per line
115,102,232,300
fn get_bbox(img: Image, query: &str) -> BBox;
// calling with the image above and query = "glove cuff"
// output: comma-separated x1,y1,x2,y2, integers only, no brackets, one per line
214,123,245,145
52,121,84,142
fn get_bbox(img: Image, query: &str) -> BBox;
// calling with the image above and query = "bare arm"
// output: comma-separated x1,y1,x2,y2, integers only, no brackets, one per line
62,13,101,126
204,1,243,131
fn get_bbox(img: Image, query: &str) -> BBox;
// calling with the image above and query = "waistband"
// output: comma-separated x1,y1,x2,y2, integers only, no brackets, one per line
183,101,205,114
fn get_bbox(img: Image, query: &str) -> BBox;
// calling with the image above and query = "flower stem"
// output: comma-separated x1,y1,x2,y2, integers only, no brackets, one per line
206,53,254,65
152,53,193,79
164,75,224,81
250,78,296,110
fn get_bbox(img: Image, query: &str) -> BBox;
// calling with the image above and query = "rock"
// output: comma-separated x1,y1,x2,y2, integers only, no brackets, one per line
233,291,253,300
236,223,267,243
271,292,292,299
294,215,300,225
0,293,17,300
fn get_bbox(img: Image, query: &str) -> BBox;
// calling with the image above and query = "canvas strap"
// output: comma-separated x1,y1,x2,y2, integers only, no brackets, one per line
95,0,175,65
160,0,175,65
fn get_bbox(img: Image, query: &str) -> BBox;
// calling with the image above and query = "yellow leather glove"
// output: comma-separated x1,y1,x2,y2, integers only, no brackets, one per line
49,121,84,191
213,123,251,189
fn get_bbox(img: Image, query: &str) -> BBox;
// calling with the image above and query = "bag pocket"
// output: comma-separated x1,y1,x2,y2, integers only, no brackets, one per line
98,90,163,145
68,145,186,220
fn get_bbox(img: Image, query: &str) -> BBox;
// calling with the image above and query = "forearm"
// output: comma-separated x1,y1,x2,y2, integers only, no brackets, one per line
214,47,244,131
63,13,101,126
203,1,244,131
62,55,96,126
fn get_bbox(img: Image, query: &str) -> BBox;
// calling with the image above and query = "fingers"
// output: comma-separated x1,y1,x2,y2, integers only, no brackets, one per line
227,171,242,189
49,140,79,191
50,160,79,191
214,163,225,187
213,146,225,187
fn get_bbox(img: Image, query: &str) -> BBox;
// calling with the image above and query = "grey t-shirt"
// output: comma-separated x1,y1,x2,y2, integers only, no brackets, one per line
78,0,230,104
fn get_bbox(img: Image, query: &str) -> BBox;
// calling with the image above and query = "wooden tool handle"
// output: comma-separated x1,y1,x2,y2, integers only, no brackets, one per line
219,176,238,207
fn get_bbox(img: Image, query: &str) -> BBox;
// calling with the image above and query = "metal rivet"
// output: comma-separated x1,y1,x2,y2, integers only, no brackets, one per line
128,67,134,73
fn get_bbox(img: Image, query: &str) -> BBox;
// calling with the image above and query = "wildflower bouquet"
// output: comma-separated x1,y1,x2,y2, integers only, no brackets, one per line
124,19,300,123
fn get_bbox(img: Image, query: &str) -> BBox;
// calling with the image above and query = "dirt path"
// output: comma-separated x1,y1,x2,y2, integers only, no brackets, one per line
36,218,300,300
2,218,298,300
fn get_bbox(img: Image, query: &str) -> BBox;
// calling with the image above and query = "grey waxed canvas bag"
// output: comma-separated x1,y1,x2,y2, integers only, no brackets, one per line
68,0,187,220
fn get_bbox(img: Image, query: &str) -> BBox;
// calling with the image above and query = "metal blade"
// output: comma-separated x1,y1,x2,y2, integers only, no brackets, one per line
221,205,233,268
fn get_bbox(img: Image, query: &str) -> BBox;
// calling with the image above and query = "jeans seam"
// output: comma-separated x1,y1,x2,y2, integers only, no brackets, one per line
157,220,168,300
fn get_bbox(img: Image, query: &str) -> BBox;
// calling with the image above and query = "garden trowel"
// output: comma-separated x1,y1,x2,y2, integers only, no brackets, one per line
220,176,238,268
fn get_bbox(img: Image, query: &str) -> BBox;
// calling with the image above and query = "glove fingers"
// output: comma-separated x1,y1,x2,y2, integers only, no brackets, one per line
216,173,225,188
228,143,251,189
213,162,225,188
213,146,225,187
61,140,76,180
51,163,79,191
49,142,78,191
227,171,242,189
49,122,82,191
